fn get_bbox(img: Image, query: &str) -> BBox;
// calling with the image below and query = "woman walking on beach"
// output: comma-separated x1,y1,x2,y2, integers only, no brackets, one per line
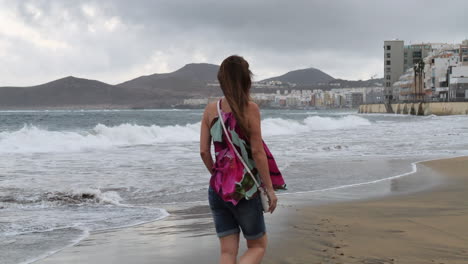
200,55,286,264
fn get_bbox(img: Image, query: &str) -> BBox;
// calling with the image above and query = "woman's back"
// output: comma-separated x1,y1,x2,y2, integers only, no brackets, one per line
207,98,286,205
209,98,259,204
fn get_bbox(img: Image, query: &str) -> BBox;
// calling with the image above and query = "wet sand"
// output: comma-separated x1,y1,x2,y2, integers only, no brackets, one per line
37,157,468,264
264,157,468,264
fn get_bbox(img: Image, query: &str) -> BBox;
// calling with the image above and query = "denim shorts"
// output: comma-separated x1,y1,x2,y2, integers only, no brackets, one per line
208,186,266,240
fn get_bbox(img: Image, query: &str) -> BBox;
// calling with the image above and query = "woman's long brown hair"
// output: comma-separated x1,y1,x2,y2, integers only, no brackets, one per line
217,55,252,137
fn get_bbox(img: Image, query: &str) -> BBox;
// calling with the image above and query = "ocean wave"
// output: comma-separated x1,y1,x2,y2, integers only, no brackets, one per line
0,115,371,153
0,186,170,238
0,188,123,208
262,115,371,136
0,123,201,153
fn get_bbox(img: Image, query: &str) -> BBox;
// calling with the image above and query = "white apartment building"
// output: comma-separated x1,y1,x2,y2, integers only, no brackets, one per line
449,65,468,100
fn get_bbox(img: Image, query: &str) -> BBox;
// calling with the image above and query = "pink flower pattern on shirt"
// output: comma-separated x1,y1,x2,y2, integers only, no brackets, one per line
209,100,286,205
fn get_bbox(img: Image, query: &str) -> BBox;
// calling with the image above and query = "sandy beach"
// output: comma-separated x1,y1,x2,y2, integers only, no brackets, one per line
264,156,468,264
36,157,468,264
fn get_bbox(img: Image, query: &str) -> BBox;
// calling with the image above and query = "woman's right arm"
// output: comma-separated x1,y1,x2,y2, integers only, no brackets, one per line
247,102,278,213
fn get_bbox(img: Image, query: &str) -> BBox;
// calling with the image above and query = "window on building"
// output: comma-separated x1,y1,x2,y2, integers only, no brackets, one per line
386,45,391,51
413,51,422,58
386,82,391,87
386,75,391,80
386,60,391,65
386,67,391,72
386,53,391,58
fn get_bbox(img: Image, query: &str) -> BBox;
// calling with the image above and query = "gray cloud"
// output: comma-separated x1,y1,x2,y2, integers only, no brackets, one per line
1,0,468,86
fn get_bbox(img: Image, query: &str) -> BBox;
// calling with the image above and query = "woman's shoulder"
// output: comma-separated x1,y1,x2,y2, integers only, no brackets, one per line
203,101,218,116
246,101,260,116
204,101,217,110
203,101,220,126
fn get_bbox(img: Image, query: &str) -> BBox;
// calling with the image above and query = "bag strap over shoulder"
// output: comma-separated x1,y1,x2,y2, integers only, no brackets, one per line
217,99,261,189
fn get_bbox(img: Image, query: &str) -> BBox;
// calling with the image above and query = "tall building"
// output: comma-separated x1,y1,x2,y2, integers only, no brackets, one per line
383,39,468,103
384,40,435,103
460,40,468,66
384,40,404,102
403,43,432,70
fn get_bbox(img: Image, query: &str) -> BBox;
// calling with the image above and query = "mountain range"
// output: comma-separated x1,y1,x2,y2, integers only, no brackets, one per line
261,67,334,85
0,63,382,109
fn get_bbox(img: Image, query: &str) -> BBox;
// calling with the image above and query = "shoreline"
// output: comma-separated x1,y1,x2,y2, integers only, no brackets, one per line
27,156,430,264
32,156,468,264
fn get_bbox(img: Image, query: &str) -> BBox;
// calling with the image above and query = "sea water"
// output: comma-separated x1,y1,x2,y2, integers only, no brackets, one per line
1,109,467,264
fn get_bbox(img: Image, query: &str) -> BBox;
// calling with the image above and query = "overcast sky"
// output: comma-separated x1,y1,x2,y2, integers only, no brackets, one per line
1,0,468,86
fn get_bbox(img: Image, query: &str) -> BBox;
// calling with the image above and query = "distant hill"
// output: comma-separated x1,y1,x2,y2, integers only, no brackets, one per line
0,63,382,109
0,64,223,109
0,76,123,108
256,68,382,90
117,63,222,106
328,78,384,88
113,63,222,107
260,67,335,85
118,63,219,88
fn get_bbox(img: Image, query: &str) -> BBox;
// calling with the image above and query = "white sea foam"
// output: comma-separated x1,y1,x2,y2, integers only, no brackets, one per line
0,186,170,238
262,115,371,136
0,115,372,153
0,123,201,153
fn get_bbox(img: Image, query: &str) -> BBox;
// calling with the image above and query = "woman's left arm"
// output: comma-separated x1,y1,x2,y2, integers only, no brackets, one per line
200,104,214,174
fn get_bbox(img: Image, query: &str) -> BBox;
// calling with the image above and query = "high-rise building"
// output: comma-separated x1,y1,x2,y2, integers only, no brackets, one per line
460,40,468,66
384,40,435,103
383,40,404,102
403,43,432,70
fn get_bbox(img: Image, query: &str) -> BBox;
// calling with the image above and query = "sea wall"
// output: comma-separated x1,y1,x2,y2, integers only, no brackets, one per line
359,102,468,115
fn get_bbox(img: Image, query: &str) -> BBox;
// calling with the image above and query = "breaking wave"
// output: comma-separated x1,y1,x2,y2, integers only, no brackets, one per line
0,123,201,153
262,115,372,136
0,187,170,238
0,115,371,153
0,188,123,208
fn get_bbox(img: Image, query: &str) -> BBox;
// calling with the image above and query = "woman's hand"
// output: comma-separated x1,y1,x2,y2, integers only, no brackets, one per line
266,188,278,214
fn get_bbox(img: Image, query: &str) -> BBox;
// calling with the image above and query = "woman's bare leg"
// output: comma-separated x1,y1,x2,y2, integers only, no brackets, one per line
239,234,267,264
219,233,240,264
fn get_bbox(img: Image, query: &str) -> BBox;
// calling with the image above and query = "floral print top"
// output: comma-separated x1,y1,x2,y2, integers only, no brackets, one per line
209,100,287,205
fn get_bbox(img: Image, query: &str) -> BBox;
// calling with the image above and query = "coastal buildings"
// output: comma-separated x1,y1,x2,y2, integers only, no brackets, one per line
346,93,364,108
183,98,208,106
250,87,383,109
384,40,404,102
449,64,468,100
385,39,468,103
181,86,383,109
